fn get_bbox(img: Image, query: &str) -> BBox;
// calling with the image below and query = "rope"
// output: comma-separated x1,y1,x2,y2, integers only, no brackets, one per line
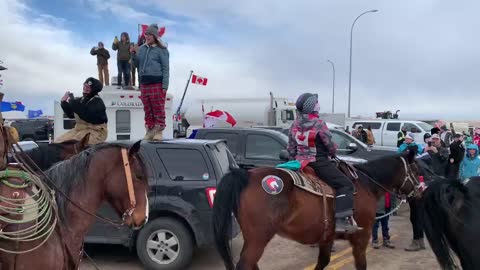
375,199,406,220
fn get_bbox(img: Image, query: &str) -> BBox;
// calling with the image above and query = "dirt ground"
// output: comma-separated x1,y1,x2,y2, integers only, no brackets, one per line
80,205,440,270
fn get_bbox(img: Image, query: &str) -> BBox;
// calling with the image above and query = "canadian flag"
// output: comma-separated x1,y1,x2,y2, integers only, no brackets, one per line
139,24,166,38
204,110,237,127
191,74,208,86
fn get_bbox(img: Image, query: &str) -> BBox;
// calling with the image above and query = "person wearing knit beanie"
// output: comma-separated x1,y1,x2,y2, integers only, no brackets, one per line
56,77,108,145
131,23,170,141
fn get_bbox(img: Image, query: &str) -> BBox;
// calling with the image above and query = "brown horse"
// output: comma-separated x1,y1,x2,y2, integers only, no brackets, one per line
0,141,150,270
10,133,91,171
213,150,420,270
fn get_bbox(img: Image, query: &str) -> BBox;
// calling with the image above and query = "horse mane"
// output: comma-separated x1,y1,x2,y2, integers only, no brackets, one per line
353,152,405,191
44,142,131,223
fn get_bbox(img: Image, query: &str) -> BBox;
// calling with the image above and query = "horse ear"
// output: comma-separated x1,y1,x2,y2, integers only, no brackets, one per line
77,133,90,149
406,148,416,163
128,140,142,157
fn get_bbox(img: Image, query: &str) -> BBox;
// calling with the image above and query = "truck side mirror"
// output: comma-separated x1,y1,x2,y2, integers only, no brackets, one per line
281,110,287,122
279,150,289,161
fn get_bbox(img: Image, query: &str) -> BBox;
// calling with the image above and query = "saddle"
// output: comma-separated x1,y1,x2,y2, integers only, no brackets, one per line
276,158,358,198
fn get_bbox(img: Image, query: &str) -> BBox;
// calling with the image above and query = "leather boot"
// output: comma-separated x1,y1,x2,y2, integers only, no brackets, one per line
404,239,422,252
144,126,154,140
152,125,164,141
418,238,426,250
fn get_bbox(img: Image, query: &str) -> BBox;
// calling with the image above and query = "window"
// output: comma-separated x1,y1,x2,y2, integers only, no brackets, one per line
63,113,75,130
331,131,353,149
157,148,210,181
284,110,295,121
353,122,381,129
116,110,131,133
210,143,237,174
204,132,239,157
245,134,284,159
417,122,433,132
386,122,401,131
404,123,421,133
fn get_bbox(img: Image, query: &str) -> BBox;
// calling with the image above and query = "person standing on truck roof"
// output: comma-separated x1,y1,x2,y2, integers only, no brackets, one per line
112,32,131,89
287,93,360,233
397,126,408,147
129,43,137,87
56,77,108,145
90,42,110,86
131,24,169,141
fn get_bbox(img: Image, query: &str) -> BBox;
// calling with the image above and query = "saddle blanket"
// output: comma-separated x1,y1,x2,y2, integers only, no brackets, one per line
276,168,334,198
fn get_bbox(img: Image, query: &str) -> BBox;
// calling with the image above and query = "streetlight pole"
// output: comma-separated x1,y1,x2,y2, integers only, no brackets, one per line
347,9,378,118
327,60,335,113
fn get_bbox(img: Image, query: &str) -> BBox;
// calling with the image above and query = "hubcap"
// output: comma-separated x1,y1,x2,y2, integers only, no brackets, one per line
146,229,180,264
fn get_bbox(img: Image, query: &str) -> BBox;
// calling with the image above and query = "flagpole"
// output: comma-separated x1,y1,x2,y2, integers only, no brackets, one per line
175,70,194,118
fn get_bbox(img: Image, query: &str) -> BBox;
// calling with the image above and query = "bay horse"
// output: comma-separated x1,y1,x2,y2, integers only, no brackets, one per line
213,150,420,270
0,141,150,270
422,177,480,270
10,133,91,171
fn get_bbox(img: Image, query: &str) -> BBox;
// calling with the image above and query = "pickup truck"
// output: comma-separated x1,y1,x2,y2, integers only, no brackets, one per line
190,127,397,169
83,139,239,270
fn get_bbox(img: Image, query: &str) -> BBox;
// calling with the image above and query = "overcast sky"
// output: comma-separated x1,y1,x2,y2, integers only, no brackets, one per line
1,0,479,120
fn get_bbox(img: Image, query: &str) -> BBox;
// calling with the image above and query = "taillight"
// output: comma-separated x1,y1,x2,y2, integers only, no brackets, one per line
205,187,216,208
419,176,424,183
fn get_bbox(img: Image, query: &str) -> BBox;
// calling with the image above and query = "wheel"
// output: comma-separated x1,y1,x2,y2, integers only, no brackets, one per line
136,217,194,270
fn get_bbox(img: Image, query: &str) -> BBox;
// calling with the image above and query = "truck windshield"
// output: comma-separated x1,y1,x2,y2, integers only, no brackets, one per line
417,122,434,132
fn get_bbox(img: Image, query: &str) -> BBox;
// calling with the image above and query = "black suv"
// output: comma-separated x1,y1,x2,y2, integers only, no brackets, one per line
10,118,53,141
190,127,397,168
85,139,239,270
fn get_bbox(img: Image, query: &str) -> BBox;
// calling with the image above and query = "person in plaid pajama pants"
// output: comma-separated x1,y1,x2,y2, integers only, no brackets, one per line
132,24,169,140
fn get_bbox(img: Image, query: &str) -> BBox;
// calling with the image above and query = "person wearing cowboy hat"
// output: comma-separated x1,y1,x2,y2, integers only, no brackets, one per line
131,24,169,140
56,77,108,145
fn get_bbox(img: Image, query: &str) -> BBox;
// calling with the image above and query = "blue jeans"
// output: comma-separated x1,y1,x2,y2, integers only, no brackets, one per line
372,210,391,241
117,60,130,86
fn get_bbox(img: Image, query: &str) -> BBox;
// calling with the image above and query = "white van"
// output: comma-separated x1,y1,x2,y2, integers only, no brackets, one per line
54,86,174,141
345,119,433,147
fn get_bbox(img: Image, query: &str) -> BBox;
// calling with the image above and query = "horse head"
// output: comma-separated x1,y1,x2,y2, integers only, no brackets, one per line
394,149,421,198
103,141,149,229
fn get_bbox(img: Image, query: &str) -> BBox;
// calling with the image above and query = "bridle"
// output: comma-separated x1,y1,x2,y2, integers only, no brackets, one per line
11,143,140,227
120,148,136,223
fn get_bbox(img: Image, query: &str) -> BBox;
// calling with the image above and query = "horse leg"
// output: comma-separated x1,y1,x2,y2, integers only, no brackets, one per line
349,230,371,270
314,243,333,270
236,234,274,270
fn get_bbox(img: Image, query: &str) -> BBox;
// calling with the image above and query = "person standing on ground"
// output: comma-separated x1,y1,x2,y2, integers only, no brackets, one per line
459,144,480,182
131,24,169,140
397,126,408,147
90,42,110,86
424,134,449,177
372,192,395,249
112,32,131,88
447,134,465,180
366,125,376,147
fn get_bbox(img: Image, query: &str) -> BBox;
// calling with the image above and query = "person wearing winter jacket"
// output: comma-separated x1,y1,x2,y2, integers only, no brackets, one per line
366,125,376,146
372,193,395,249
90,42,110,86
459,144,480,181
447,134,465,180
131,24,169,140
112,32,131,88
473,128,480,149
425,134,449,177
398,133,423,154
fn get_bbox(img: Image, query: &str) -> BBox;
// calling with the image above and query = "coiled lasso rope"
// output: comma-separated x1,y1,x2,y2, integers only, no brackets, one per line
0,168,57,254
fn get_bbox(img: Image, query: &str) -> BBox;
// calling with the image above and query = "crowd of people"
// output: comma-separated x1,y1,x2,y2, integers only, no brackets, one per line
58,24,170,144
355,123,480,251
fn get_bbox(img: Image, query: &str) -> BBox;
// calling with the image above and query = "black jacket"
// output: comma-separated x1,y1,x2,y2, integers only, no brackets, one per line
61,96,108,125
449,140,465,165
427,145,449,177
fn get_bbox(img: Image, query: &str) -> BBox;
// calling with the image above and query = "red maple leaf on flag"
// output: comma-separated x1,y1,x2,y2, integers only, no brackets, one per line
192,74,208,86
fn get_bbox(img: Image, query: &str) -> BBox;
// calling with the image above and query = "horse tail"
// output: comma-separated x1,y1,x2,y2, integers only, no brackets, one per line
422,179,466,269
212,168,250,270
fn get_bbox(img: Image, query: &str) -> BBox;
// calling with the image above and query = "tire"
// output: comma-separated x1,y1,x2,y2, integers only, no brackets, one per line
136,217,194,270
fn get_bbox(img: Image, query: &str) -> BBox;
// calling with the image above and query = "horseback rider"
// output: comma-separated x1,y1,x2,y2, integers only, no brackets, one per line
56,77,108,145
287,93,360,233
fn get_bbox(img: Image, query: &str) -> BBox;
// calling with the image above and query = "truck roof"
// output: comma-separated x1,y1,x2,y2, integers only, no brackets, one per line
109,138,227,147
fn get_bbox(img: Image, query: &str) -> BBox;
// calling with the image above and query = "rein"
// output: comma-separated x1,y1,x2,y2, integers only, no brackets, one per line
355,157,420,199
11,142,136,227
